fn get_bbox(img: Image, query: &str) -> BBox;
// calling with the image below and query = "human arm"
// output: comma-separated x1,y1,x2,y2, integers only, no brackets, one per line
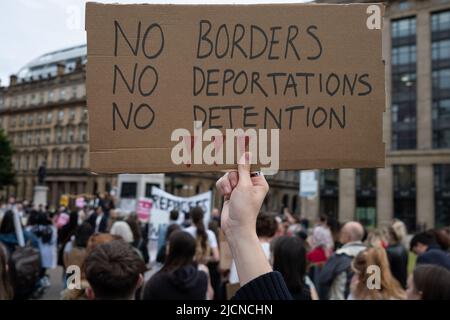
216,153,292,299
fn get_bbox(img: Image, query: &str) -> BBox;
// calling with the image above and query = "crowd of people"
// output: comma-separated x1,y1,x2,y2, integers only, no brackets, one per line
1,160,450,300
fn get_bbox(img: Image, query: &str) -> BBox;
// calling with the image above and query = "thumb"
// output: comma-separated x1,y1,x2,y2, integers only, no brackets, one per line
237,152,252,186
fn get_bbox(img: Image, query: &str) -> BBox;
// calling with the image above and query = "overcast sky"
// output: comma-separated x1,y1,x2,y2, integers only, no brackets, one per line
0,0,310,87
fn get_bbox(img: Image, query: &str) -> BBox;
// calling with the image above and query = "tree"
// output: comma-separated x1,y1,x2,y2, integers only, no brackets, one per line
0,129,15,189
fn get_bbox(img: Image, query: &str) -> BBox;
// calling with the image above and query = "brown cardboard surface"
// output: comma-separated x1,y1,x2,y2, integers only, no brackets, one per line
85,2,385,174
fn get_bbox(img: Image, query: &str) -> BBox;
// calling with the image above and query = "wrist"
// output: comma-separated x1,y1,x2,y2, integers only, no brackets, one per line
225,226,259,248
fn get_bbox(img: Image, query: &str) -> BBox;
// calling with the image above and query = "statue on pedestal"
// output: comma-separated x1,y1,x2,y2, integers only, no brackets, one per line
37,161,47,185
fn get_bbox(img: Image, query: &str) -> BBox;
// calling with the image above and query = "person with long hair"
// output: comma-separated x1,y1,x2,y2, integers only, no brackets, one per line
272,236,318,300
0,243,13,300
406,264,450,300
386,220,409,288
143,231,211,300
156,223,181,264
184,207,219,264
350,247,406,300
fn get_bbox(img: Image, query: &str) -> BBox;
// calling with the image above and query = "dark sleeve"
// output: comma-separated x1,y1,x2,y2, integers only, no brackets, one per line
232,271,292,300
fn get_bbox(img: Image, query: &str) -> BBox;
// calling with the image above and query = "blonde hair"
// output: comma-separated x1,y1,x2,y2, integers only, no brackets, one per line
352,247,406,300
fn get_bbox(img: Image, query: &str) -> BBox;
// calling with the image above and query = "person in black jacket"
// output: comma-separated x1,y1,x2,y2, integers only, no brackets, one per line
87,206,108,233
215,152,292,300
386,220,409,288
143,231,209,300
410,231,450,270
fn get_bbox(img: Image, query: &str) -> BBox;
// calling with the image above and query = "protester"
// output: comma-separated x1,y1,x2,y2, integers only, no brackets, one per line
406,264,450,300
386,220,409,288
126,213,149,263
0,210,39,253
156,223,181,264
349,247,406,300
272,236,318,300
110,220,134,244
88,206,108,233
84,239,145,300
27,211,57,283
318,221,366,300
311,215,334,257
143,231,212,300
0,243,13,300
63,222,94,270
410,231,450,270
184,207,219,264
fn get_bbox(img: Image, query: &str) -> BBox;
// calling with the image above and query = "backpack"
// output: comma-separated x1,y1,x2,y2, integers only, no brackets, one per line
10,245,42,298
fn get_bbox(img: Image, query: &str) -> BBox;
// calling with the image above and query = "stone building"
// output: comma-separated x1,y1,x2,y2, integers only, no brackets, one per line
0,45,116,205
309,0,450,231
0,44,299,212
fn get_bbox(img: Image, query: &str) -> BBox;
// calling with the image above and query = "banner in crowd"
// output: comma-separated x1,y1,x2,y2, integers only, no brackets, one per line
148,187,212,239
86,3,386,174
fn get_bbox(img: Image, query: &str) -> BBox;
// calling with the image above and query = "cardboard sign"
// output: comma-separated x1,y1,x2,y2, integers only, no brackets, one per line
86,3,385,173
136,198,152,223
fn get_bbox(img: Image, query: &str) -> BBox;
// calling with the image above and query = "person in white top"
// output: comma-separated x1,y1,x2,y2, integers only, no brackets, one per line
228,213,277,284
184,207,219,264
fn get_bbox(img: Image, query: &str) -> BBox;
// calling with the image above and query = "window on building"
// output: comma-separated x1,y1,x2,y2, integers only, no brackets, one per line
27,114,33,126
60,89,66,101
48,90,54,102
47,111,53,123
65,153,72,168
355,169,377,228
69,109,76,121
45,129,51,144
67,126,74,143
319,169,339,221
55,127,62,144
393,165,417,232
432,10,450,148
82,108,88,122
121,182,137,198
53,152,60,169
36,113,43,125
78,152,85,168
434,164,450,228
79,125,87,142
19,115,25,127
57,110,64,123
391,17,417,150
10,116,16,128
72,86,78,99
26,131,32,145
24,155,29,171
35,130,40,145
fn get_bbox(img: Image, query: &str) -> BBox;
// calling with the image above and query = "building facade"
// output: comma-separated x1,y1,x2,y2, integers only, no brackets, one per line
0,45,299,212
0,45,116,206
309,0,450,231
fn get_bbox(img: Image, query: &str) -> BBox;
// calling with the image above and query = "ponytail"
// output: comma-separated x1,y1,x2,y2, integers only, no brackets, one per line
191,207,207,251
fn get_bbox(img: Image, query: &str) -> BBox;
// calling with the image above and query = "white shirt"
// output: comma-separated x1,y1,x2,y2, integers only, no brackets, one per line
229,241,271,284
184,226,218,249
